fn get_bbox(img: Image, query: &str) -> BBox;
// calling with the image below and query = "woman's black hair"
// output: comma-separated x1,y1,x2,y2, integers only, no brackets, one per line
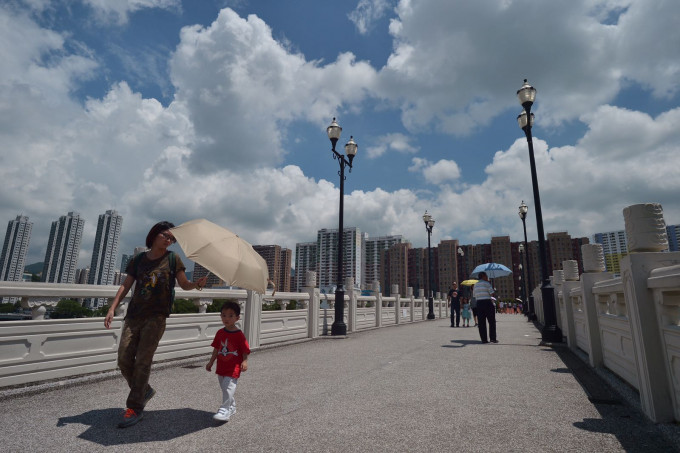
145,221,175,248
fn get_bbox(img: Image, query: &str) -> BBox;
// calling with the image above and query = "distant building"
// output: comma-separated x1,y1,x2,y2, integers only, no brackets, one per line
120,254,132,274
437,239,461,294
667,224,680,251
490,236,514,300
0,215,33,283
317,227,363,292
253,245,292,293
41,212,85,283
192,262,223,287
294,241,317,291
593,230,628,274
87,210,123,308
381,242,411,296
364,235,404,289
75,267,89,284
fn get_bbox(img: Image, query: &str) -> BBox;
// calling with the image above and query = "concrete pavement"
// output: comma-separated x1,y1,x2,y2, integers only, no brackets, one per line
2,314,679,452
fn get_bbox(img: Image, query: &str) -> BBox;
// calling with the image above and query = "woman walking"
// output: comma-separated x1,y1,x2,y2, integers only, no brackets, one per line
104,221,208,428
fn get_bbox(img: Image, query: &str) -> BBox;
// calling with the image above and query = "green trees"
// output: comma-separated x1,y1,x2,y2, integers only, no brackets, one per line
50,299,91,318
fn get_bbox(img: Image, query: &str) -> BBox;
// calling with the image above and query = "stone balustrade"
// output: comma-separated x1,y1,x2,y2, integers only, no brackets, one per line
0,275,446,388
539,203,680,423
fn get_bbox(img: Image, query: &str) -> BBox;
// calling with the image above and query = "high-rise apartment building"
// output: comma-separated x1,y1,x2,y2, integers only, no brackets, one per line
192,262,224,288
278,247,292,292
317,227,363,292
41,212,85,283
546,232,588,274
593,230,628,274
253,245,292,293
381,242,411,296
88,210,123,287
120,254,132,274
294,241,317,291
364,235,404,289
667,224,680,251
407,247,440,297
0,215,33,282
437,239,461,293
490,236,514,300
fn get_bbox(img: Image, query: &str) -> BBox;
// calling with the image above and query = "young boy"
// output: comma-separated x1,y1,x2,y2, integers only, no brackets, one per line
206,301,250,422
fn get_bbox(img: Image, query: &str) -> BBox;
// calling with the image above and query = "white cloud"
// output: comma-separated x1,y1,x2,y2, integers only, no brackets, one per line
83,0,181,24
170,8,378,173
408,158,460,184
349,0,393,35
366,132,418,158
376,0,680,133
2,2,680,273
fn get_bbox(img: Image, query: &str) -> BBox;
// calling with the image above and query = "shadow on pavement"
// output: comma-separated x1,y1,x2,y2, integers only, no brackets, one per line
57,408,216,446
441,339,483,348
550,345,679,452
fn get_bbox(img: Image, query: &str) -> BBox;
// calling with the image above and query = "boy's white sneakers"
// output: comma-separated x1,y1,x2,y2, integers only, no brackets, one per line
213,408,230,422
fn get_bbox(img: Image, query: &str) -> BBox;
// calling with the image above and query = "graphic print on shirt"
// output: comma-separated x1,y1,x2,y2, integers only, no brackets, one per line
218,338,239,358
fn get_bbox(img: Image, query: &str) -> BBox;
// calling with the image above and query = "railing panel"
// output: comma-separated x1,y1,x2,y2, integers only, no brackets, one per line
261,310,308,345
0,317,121,387
356,307,376,330
598,314,638,389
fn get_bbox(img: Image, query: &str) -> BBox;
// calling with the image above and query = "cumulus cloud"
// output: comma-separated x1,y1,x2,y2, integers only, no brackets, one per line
376,0,680,133
83,0,181,24
408,158,460,184
170,8,378,173
1,1,680,272
349,0,393,34
365,132,418,158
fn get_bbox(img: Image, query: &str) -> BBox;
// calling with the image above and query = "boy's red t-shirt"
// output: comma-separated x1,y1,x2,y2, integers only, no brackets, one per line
211,328,251,378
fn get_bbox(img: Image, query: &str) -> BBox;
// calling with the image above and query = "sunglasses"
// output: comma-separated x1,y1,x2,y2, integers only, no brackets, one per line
160,232,176,243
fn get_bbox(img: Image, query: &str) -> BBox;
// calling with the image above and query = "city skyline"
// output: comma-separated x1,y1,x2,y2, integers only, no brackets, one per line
2,1,679,270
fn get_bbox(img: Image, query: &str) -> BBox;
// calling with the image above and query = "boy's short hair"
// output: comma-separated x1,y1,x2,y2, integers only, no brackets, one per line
220,300,241,316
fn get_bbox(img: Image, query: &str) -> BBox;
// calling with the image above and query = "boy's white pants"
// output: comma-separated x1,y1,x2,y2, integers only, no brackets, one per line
218,375,238,415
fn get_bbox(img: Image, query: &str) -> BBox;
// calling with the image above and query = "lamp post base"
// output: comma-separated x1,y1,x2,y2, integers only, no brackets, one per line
427,297,435,320
331,322,347,336
541,324,563,343
331,288,347,336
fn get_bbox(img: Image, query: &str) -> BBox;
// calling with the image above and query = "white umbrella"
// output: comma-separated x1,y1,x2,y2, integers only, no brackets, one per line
170,219,269,294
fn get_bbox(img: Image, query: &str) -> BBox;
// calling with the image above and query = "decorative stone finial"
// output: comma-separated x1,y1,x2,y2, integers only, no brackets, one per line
582,244,606,272
305,271,317,287
623,203,668,252
553,270,565,285
563,260,579,281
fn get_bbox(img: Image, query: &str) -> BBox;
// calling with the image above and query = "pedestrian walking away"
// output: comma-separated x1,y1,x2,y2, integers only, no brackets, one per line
206,301,251,423
104,221,208,428
448,282,461,327
472,272,497,344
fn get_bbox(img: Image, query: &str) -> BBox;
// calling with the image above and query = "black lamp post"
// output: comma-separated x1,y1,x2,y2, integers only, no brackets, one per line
518,201,536,320
423,211,436,320
518,245,529,315
517,80,561,342
327,118,358,336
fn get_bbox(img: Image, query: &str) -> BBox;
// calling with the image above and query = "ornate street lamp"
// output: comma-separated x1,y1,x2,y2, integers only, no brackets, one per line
423,211,436,320
518,246,529,316
518,201,535,320
327,118,358,336
517,80,561,342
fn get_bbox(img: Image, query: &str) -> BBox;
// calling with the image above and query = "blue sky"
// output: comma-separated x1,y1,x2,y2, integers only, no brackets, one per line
2,0,680,269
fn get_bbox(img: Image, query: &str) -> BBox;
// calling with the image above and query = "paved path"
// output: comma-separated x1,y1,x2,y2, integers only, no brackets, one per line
2,315,679,452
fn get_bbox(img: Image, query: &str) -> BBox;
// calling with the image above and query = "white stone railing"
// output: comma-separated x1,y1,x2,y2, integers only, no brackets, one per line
0,278,447,388
545,203,680,423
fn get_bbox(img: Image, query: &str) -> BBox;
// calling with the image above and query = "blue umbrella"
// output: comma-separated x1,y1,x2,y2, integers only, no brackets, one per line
470,262,512,279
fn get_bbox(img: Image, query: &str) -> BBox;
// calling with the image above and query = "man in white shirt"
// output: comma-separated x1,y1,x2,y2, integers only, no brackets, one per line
472,272,498,344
